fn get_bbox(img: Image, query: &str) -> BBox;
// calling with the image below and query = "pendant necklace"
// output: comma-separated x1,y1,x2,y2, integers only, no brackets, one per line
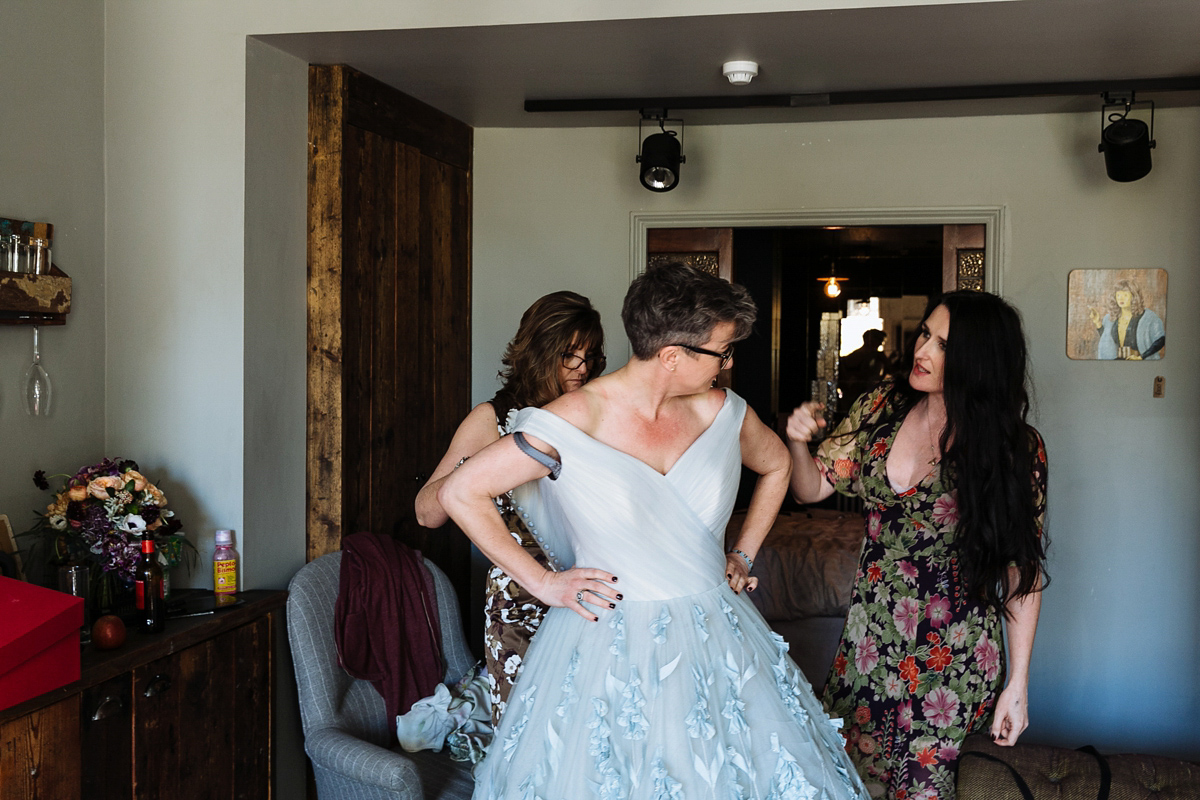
925,404,941,466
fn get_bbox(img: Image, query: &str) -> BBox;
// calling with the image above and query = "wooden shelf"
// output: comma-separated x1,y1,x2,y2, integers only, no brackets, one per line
0,216,68,326
0,265,71,326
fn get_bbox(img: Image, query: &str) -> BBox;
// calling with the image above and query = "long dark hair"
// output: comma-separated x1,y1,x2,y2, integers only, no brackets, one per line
491,291,604,421
883,291,1048,616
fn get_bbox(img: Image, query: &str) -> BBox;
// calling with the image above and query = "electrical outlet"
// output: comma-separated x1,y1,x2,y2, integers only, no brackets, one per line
1153,376,1165,398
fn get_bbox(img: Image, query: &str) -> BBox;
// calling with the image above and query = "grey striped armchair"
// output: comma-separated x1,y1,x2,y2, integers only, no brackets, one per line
287,552,476,800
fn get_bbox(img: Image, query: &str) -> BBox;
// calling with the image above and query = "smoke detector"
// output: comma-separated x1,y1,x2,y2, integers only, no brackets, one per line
722,61,759,86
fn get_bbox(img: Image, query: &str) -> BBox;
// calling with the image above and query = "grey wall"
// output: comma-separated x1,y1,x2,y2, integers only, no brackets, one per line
244,37,310,800
0,0,106,563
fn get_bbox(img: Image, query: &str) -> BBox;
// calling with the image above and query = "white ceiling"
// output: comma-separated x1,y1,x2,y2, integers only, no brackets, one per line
257,0,1200,127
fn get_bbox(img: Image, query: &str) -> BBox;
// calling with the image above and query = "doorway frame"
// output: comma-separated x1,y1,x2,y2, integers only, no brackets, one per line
629,206,1006,292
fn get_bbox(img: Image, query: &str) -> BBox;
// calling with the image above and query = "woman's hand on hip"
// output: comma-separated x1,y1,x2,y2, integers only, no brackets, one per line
530,567,622,621
725,552,758,595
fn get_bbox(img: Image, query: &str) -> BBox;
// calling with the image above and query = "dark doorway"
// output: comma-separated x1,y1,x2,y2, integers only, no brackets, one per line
731,225,945,507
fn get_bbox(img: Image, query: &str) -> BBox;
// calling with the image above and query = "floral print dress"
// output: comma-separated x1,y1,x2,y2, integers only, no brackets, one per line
482,408,551,727
815,386,1047,800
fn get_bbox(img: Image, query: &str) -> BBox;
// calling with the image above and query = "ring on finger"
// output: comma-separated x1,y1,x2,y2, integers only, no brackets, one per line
576,590,584,603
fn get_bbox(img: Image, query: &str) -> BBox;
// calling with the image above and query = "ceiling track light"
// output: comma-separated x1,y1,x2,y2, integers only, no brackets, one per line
1099,91,1156,182
636,110,685,192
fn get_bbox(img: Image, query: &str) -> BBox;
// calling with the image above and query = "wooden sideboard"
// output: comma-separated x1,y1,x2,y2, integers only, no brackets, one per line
0,589,286,800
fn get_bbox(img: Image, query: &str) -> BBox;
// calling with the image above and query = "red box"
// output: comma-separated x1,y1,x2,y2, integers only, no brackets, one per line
0,576,83,712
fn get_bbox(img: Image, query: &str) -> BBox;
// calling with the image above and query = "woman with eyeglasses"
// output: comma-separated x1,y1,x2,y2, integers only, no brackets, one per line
416,290,605,726
439,262,869,799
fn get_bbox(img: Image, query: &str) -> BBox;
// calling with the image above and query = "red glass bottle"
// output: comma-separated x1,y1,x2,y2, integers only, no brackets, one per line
135,534,166,634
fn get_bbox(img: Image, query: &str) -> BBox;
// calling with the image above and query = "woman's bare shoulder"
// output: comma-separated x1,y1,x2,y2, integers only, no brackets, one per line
694,387,731,417
542,381,607,430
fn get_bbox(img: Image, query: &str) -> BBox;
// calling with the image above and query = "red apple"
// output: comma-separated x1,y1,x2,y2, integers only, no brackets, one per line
92,615,127,650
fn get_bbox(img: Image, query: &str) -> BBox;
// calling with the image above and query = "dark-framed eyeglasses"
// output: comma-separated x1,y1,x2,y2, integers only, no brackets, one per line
671,342,735,370
561,351,606,373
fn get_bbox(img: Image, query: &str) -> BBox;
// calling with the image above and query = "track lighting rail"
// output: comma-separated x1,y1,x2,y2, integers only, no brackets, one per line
525,75,1200,114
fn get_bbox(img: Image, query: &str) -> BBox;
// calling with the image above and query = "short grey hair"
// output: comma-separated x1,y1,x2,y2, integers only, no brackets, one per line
621,261,757,360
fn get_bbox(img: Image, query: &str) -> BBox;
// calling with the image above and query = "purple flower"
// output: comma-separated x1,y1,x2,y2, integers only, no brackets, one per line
33,470,49,490
922,685,961,729
897,700,913,732
925,594,953,628
932,492,959,527
974,635,1002,682
893,596,921,640
854,635,880,674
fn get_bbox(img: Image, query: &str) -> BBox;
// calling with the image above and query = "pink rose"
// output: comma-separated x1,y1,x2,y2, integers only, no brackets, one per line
88,475,124,500
122,469,149,492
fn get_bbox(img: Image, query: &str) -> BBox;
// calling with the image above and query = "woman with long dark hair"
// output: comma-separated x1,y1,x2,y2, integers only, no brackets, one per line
787,291,1048,800
416,290,605,725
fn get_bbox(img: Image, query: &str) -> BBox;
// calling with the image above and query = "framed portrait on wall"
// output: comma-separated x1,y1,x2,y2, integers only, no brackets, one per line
1066,268,1167,360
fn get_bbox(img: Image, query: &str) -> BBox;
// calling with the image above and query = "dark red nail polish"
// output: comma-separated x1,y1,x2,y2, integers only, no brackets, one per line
616,594,623,600
612,577,619,582
593,616,599,622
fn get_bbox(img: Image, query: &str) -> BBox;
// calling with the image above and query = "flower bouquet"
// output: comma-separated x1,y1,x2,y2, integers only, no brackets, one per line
22,458,196,612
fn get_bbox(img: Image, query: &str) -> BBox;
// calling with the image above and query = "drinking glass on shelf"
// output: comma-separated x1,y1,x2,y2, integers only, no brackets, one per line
24,325,53,416
2,234,20,272
30,238,51,274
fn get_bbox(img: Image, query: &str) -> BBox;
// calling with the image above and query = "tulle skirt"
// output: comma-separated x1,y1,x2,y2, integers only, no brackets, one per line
472,582,870,800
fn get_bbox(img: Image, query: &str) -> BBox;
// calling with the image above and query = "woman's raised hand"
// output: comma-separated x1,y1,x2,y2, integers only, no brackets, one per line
786,402,826,444
530,567,622,621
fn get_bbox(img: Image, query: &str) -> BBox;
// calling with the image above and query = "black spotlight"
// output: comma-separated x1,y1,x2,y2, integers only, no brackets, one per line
636,112,685,192
1099,92,1156,182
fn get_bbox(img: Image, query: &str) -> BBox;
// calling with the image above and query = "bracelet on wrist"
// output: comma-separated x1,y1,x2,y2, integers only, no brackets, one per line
729,548,754,572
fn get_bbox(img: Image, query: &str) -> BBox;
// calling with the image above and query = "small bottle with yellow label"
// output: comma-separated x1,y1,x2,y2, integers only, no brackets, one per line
213,529,239,605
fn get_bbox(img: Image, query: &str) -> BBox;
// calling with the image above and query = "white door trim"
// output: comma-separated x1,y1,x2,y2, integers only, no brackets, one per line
629,206,1007,294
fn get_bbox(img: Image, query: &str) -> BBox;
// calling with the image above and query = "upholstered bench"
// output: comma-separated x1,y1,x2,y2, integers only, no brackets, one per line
957,733,1200,799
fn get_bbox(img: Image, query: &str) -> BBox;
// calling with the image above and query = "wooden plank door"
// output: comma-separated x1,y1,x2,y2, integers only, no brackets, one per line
307,65,473,608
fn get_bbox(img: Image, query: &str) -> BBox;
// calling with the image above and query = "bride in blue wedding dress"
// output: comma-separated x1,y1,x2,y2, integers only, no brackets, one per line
441,262,870,800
